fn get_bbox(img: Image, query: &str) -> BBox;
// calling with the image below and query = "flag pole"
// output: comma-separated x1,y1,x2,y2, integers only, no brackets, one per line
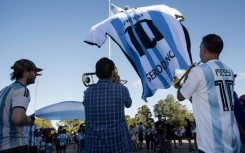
108,0,111,59
34,78,38,113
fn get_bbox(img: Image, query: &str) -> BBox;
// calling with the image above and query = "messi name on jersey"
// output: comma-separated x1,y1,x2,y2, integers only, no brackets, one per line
215,69,232,76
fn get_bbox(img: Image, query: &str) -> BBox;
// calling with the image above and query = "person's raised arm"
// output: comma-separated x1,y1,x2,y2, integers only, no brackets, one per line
124,88,132,108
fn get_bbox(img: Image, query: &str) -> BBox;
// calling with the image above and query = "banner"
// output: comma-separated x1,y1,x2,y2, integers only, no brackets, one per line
84,4,192,101
35,101,85,120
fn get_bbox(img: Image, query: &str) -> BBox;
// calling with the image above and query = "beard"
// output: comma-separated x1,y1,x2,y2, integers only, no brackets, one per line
26,77,35,85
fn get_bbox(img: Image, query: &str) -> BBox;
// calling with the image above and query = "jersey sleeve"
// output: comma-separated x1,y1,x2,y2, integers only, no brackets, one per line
84,18,110,47
180,67,201,99
12,87,30,111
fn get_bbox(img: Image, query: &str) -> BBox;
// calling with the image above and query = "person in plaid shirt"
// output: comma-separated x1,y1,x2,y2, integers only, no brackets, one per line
83,57,132,153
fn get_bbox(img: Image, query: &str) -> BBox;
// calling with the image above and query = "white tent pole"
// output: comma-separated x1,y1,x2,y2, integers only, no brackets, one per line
108,0,111,59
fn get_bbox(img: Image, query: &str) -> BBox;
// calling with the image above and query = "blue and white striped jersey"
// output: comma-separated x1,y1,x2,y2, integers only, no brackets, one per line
0,82,30,151
78,130,85,140
58,134,67,146
180,60,241,153
28,124,39,146
84,5,191,100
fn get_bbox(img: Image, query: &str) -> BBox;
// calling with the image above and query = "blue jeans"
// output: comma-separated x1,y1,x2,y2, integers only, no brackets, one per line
157,134,167,153
79,139,85,153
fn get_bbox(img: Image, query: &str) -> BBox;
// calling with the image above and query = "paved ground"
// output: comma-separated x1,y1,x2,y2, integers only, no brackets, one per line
130,140,198,153
53,140,198,153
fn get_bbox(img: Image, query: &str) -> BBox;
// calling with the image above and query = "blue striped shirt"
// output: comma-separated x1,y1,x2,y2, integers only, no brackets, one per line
28,124,39,146
0,82,30,151
83,79,132,153
180,60,241,152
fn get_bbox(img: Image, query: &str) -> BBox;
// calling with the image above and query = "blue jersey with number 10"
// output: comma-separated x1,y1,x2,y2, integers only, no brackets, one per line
84,4,191,100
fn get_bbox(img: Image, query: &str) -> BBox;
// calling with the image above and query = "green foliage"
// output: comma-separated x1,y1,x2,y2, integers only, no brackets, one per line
126,94,194,127
57,120,84,134
35,117,53,128
134,105,154,127
126,115,137,127
153,94,194,126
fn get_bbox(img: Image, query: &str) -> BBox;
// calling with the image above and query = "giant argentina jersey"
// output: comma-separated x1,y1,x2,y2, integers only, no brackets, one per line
180,60,241,153
84,5,192,100
0,82,30,151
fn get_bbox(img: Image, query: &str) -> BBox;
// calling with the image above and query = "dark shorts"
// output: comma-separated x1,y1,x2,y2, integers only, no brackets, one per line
166,133,173,140
28,146,38,153
176,136,183,140
0,145,28,153
59,145,67,150
171,134,176,140
138,134,144,141
185,132,192,139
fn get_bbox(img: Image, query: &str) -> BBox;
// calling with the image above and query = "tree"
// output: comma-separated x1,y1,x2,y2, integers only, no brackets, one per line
57,120,84,134
35,117,53,128
153,94,194,126
126,115,137,127
135,105,154,127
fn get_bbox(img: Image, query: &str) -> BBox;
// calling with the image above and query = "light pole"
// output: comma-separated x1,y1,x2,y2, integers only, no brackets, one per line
108,0,111,59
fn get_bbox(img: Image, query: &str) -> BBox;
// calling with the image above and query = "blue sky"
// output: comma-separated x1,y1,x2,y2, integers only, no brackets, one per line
1,0,245,122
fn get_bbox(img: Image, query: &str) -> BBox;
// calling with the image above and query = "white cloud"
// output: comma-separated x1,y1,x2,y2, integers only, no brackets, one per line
132,79,142,88
175,69,186,78
236,73,245,80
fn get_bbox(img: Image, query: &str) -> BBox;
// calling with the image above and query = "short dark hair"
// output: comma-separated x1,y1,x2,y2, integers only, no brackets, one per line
202,34,223,54
95,57,115,79
30,115,35,121
240,95,245,103
61,129,66,133
10,59,43,80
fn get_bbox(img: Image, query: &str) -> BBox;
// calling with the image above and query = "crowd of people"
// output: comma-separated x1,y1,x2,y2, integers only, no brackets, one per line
128,117,198,153
28,117,197,153
0,34,245,153
28,122,87,153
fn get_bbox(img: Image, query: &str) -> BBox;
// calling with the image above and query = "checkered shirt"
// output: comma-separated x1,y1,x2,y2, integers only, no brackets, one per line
83,79,132,153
